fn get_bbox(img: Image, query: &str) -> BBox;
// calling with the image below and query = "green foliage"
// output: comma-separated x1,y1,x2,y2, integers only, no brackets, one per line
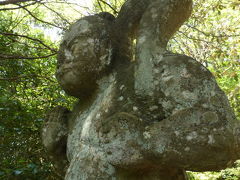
0,6,76,180
217,161,240,180
188,161,240,180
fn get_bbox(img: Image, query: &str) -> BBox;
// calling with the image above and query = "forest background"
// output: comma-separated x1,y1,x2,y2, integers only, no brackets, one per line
0,0,239,179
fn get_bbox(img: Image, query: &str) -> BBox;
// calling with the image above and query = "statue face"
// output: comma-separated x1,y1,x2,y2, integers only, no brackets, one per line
56,16,113,98
68,37,96,63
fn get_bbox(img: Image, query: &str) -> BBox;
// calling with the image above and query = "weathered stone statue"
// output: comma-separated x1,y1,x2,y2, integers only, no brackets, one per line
42,0,240,179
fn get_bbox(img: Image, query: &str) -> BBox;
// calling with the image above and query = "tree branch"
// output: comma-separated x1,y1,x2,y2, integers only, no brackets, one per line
0,53,56,60
41,3,70,25
99,0,118,14
0,0,35,6
0,74,56,83
96,0,104,12
178,30,211,43
0,1,36,10
0,75,34,81
19,4,66,30
0,32,57,52
6,35,52,51
186,24,240,38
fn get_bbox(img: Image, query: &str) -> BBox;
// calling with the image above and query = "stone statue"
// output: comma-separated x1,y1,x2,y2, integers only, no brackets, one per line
42,0,240,179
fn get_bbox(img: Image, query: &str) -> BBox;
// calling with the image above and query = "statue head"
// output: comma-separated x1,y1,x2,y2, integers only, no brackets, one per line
56,13,115,99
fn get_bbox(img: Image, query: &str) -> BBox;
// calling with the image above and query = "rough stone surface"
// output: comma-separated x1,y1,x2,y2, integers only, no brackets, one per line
42,106,70,176
56,13,115,99
42,0,240,179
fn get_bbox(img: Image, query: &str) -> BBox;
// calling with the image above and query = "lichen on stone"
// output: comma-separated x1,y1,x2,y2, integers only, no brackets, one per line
42,0,240,179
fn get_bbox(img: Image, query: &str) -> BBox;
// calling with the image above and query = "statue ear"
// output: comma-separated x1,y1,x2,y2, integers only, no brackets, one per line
56,14,114,99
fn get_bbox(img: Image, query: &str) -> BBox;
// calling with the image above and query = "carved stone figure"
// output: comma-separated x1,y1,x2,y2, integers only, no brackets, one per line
42,0,240,179
56,12,115,99
42,106,69,176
